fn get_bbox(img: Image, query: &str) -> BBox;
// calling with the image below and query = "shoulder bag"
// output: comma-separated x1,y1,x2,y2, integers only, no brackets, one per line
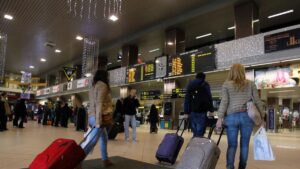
247,82,262,126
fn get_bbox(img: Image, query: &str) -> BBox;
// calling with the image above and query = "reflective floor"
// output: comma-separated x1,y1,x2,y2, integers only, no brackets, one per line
0,121,299,169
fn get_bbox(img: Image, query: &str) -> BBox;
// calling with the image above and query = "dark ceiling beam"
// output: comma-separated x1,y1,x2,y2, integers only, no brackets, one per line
40,0,239,76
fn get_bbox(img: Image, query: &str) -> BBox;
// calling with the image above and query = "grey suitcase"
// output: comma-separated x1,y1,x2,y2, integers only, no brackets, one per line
176,126,224,169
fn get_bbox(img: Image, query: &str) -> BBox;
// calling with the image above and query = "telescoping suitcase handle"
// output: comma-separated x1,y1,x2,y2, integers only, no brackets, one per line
208,124,224,146
176,119,189,137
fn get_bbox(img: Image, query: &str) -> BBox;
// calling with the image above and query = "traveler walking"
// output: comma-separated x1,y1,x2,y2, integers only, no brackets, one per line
184,72,214,137
216,64,265,169
87,69,114,167
123,88,140,142
13,99,27,128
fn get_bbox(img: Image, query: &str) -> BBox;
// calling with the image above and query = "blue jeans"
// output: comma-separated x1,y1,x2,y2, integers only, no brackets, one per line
190,112,207,137
225,112,254,169
88,116,108,161
124,115,136,141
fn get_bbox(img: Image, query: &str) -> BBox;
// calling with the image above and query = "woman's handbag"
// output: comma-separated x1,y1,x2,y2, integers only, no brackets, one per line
101,113,113,127
247,83,262,126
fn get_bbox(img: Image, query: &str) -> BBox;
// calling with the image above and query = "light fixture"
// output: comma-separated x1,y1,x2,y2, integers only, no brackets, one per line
228,26,235,30
269,90,295,94
117,60,121,62
4,14,13,20
138,53,142,56
29,65,35,69
40,58,46,62
55,49,61,53
167,42,174,45
155,60,160,64
20,71,25,74
149,48,160,53
85,73,92,77
195,33,212,39
109,15,119,21
107,62,112,65
253,19,259,23
268,9,294,18
0,35,2,39
76,35,83,41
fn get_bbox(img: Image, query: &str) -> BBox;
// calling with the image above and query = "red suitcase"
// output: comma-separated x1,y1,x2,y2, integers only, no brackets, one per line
29,138,85,169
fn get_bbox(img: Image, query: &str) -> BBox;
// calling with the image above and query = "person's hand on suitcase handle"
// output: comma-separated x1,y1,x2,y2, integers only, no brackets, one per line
216,118,223,130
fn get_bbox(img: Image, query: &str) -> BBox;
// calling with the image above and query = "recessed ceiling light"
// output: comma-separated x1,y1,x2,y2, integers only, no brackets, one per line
149,48,160,53
4,14,13,20
268,9,294,19
228,26,235,30
29,65,35,69
0,35,2,39
40,58,46,62
85,73,92,77
138,53,142,56
55,49,61,53
109,15,119,21
20,71,25,74
76,35,83,41
195,33,212,39
107,62,112,65
155,60,160,64
253,19,259,23
167,42,174,45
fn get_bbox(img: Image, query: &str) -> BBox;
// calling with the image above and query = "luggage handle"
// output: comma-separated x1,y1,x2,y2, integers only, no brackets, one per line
79,127,96,146
208,124,224,146
176,119,189,137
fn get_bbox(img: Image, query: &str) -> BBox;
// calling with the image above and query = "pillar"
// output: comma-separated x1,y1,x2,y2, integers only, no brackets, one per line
164,28,185,56
234,1,259,39
121,45,138,67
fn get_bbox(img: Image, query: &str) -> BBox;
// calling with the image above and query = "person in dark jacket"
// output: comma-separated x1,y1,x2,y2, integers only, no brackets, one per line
184,72,214,137
13,99,27,128
60,102,71,128
0,92,9,131
42,103,51,125
74,95,86,131
37,105,43,124
123,88,140,142
149,104,159,133
54,102,62,127
113,99,124,123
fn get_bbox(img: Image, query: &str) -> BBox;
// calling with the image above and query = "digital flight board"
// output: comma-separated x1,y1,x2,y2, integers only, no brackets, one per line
168,46,215,77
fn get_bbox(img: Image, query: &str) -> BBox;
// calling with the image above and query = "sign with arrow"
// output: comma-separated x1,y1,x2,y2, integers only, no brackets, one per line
63,67,77,81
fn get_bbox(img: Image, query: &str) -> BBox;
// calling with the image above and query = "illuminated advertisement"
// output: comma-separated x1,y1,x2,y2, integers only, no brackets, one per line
143,61,155,81
52,85,60,93
77,78,89,88
255,67,298,89
127,65,143,83
155,56,167,78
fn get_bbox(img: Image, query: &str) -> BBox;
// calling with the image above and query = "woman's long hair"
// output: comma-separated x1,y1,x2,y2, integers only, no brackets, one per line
227,64,248,91
92,69,110,90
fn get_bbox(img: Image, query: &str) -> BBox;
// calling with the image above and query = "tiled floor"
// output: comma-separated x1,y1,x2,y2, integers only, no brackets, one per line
0,121,299,169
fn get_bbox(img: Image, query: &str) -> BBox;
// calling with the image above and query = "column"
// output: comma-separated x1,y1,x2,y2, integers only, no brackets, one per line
164,28,185,56
121,45,138,67
234,1,259,39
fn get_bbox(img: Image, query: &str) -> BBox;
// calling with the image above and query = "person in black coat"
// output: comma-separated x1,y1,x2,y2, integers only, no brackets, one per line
0,99,5,131
37,105,43,124
54,102,61,127
149,104,159,133
13,99,27,128
60,102,71,128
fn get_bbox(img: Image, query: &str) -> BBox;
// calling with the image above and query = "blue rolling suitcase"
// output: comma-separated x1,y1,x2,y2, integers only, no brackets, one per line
80,127,102,155
156,120,186,165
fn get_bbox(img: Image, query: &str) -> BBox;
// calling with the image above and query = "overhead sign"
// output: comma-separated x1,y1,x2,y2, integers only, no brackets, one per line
20,92,30,99
77,78,89,88
265,27,300,53
21,72,32,83
52,85,60,93
168,46,215,77
36,90,42,96
155,56,168,78
140,90,161,100
44,88,51,95
67,82,73,90
63,67,77,81
143,61,155,81
126,65,143,83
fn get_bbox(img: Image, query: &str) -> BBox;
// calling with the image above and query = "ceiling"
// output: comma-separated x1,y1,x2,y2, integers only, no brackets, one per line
1,0,300,76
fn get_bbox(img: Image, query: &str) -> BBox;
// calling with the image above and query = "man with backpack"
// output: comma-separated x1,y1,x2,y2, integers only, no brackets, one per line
184,72,214,137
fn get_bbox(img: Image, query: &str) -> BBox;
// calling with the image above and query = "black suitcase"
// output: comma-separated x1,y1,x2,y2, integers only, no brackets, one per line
108,123,120,140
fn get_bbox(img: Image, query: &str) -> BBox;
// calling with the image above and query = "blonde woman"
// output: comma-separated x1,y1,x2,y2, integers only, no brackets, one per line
216,64,264,169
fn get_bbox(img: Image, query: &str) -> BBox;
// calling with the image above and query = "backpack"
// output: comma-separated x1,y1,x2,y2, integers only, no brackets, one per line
189,82,212,113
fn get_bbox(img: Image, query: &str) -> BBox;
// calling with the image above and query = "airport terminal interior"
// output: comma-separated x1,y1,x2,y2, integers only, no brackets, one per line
1,0,300,169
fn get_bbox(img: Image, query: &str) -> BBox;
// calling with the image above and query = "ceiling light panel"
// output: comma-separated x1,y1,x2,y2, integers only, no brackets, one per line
195,33,212,39
268,9,294,18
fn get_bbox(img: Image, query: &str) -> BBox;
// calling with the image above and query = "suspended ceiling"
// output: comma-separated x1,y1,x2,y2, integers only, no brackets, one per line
0,0,300,76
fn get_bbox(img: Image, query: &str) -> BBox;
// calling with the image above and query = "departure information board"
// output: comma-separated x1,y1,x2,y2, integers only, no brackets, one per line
127,65,143,83
168,46,215,76
143,61,155,81
140,90,161,100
